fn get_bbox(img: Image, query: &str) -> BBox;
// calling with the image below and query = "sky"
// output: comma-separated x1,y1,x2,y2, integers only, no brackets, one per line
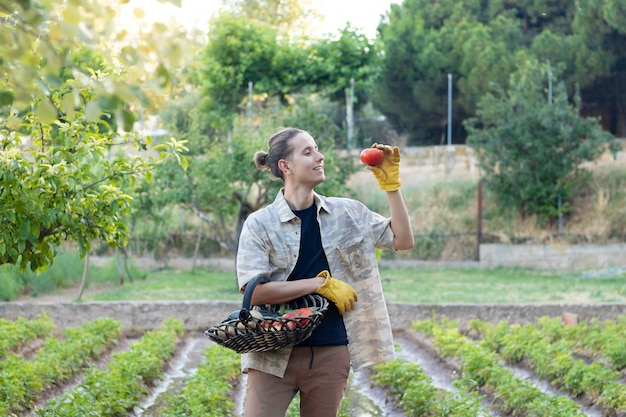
117,0,398,39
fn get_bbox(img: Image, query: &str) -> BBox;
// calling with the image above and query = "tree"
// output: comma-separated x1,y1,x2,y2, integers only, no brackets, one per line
373,0,626,144
465,57,620,224
374,0,519,145
199,11,379,136
157,98,356,255
0,0,188,272
570,0,626,135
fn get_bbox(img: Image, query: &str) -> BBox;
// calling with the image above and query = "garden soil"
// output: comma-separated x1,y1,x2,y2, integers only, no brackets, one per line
10,256,623,416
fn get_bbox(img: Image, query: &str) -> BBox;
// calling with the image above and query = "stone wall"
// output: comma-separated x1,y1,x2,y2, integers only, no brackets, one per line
2,300,625,331
480,243,626,270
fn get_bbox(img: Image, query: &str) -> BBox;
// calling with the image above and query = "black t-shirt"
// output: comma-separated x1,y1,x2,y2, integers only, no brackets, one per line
288,203,348,346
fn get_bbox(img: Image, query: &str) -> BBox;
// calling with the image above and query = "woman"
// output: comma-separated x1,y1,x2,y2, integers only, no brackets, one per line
236,127,414,417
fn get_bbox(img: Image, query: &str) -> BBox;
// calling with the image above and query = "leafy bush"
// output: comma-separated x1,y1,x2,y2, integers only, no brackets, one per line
24,251,85,296
0,312,55,359
465,58,619,224
90,255,146,284
0,264,22,301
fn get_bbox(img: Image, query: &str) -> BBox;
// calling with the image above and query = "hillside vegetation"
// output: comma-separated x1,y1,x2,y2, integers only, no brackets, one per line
349,142,626,261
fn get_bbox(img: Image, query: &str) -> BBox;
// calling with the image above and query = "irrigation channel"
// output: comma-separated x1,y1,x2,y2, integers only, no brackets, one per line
125,329,605,417
6,298,624,416
112,331,584,417
133,331,434,416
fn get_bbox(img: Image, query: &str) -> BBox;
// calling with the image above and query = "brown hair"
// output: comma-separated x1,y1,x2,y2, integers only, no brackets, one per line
254,127,305,180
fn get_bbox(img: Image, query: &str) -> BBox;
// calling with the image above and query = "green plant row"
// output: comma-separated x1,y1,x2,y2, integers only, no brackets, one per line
414,319,586,416
469,317,626,415
371,357,485,416
36,318,185,417
531,315,626,370
0,312,55,359
0,317,122,415
159,344,240,416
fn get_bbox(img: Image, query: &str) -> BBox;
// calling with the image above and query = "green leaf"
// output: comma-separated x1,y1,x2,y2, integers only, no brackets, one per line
0,90,14,106
84,100,101,122
6,211,16,224
120,108,136,132
35,98,58,124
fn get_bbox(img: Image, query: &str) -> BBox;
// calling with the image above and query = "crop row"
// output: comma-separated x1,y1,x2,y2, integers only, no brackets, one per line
527,315,626,370
415,318,588,416
0,316,122,415
159,343,240,416
466,316,626,414
371,357,485,416
0,312,55,359
5,314,626,416
0,314,246,417
36,317,185,416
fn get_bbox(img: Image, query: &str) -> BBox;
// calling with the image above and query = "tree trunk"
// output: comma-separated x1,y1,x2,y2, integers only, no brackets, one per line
76,252,90,301
122,246,134,283
116,248,124,285
192,229,202,271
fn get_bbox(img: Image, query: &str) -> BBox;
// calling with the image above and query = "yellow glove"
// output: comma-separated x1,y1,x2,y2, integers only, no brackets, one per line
367,144,401,191
315,270,357,314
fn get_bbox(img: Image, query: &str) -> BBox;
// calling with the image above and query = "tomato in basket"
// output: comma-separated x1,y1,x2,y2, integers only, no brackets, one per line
282,307,315,326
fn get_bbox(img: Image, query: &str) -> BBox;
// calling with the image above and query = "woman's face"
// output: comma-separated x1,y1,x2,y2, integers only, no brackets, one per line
280,132,325,187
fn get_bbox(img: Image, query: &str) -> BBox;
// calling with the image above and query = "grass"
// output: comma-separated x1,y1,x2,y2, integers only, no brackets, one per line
86,269,242,302
75,265,626,304
379,266,626,303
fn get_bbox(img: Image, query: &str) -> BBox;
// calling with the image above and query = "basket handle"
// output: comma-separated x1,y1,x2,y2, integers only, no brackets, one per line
239,274,270,321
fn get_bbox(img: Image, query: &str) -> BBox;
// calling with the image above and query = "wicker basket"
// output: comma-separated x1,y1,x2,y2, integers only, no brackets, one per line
205,274,329,354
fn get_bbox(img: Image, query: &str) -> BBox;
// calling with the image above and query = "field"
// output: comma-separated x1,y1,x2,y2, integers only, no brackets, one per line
3,310,626,416
1,257,623,416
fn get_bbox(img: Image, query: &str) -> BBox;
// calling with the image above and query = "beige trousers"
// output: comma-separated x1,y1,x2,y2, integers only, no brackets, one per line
243,345,350,417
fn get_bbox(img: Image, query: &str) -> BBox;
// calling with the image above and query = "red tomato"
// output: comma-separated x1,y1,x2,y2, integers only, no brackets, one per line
360,148,385,166
262,320,283,331
282,308,314,327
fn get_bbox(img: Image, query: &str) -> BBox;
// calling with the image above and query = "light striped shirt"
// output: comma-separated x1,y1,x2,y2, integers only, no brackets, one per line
236,189,397,377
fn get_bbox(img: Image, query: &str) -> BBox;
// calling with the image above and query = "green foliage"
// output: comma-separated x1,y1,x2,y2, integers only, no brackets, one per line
0,250,84,300
471,316,626,414
90,254,145,284
0,264,22,301
198,11,379,133
421,317,586,416
156,97,356,255
0,312,55,360
0,0,188,273
371,357,485,416
0,317,121,414
412,234,447,260
161,345,240,417
22,250,85,296
465,58,619,224
373,0,626,145
374,0,519,144
37,318,183,417
223,0,319,35
0,249,152,301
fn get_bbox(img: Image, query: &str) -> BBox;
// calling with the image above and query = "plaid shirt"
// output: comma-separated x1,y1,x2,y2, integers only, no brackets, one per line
236,189,396,377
